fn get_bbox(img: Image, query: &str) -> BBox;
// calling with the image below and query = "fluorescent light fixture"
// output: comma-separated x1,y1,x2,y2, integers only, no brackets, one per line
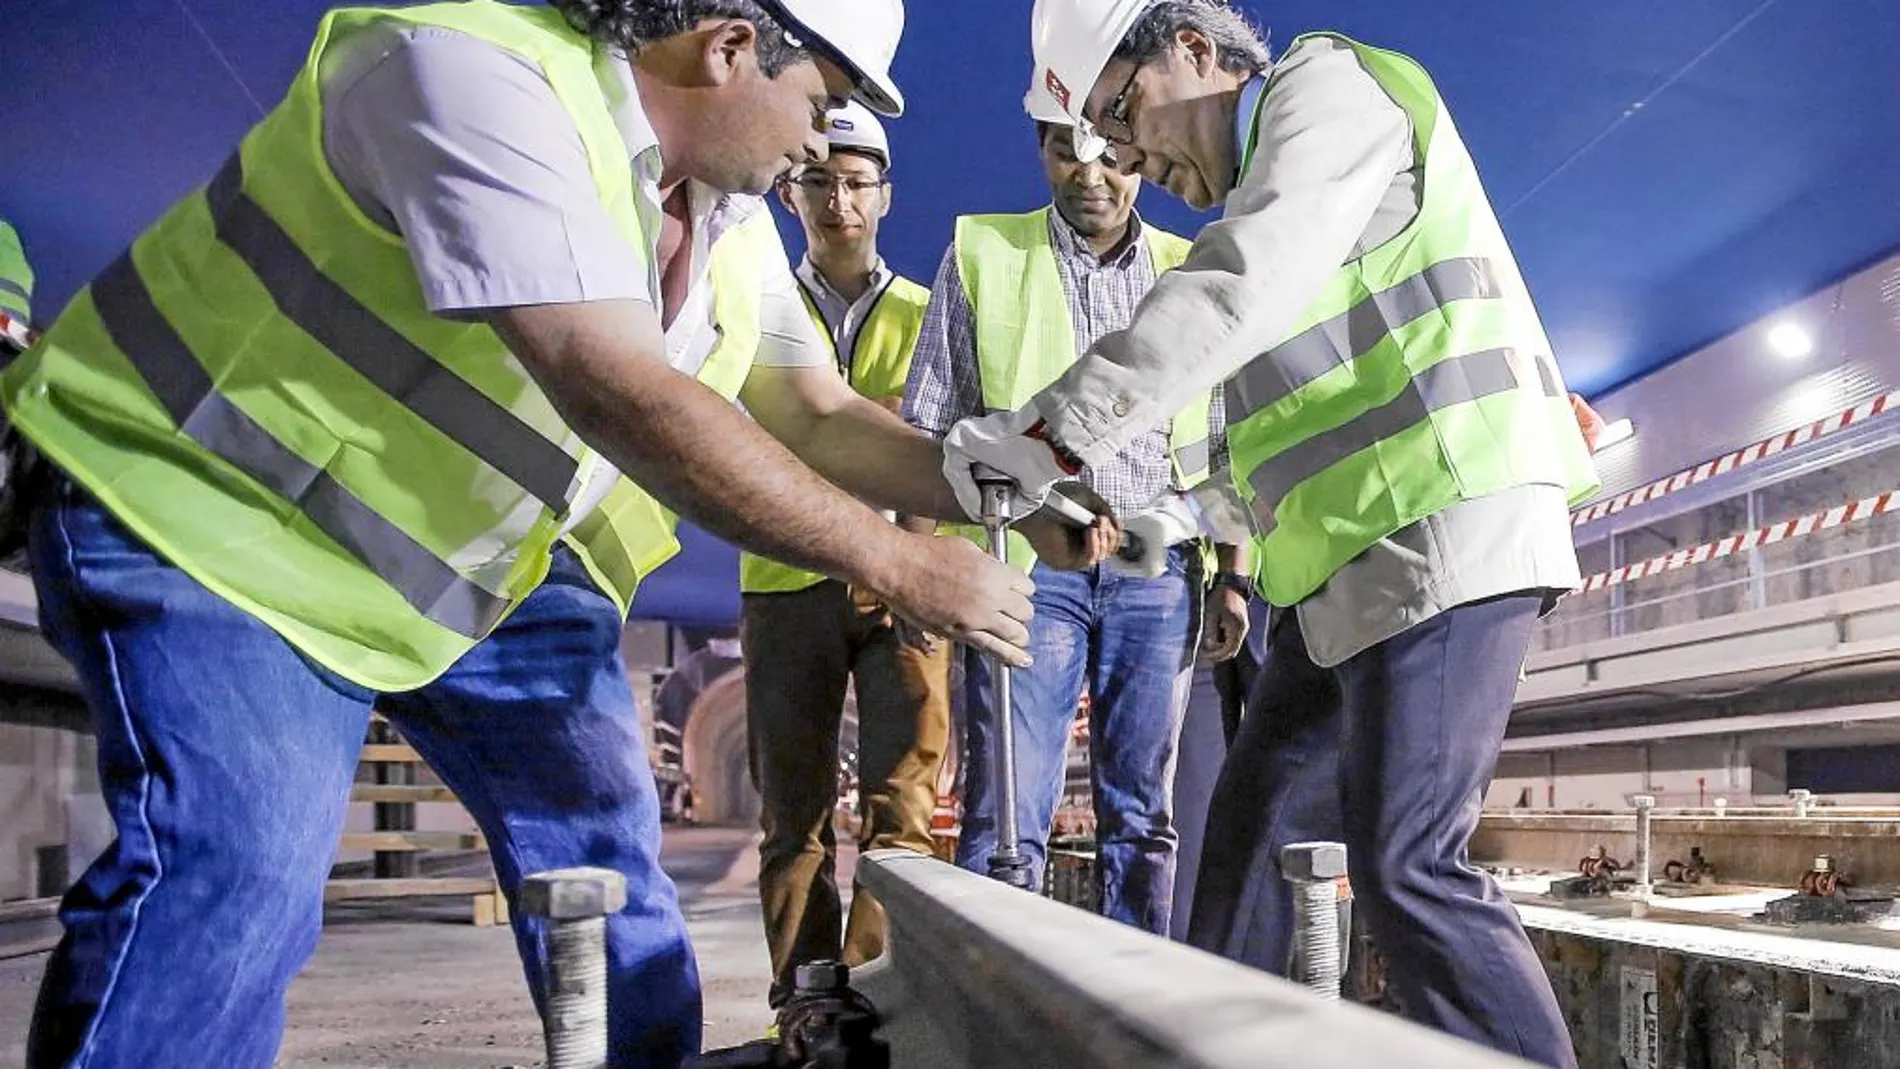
1766,321,1814,360
1593,417,1635,453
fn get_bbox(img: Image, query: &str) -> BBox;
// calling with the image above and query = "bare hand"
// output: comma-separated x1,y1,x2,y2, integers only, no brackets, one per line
852,585,940,654
1018,484,1121,571
1570,393,1606,453
1201,587,1250,663
877,534,1035,667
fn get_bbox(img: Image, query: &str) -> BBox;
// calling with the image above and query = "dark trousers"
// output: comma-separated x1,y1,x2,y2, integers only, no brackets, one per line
742,580,951,1007
1187,593,1576,1068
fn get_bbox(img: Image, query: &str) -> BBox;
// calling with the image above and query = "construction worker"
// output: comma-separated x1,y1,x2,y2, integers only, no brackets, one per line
738,101,953,1013
906,91,1251,937
0,3,1107,1066
942,1,1601,1064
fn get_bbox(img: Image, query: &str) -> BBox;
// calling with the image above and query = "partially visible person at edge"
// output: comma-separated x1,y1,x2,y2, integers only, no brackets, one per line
0,2,1115,1067
738,100,955,1020
943,1,1607,1065
905,90,1250,938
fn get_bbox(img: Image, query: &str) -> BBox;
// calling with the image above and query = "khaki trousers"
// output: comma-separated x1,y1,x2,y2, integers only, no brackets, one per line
742,580,951,1006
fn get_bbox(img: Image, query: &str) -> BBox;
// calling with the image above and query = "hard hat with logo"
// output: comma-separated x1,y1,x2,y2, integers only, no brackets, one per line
1022,76,1073,126
1027,0,1159,161
763,0,907,117
824,100,892,169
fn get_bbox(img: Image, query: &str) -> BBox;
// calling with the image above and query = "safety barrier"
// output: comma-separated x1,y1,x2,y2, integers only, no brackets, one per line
850,850,1532,1068
1538,431,1900,654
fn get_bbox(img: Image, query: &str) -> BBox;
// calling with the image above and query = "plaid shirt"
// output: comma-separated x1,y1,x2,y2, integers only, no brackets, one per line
903,208,1228,518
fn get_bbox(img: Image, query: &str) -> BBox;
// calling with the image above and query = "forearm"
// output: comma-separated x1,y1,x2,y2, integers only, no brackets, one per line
797,397,967,521
1215,540,1250,575
495,303,909,591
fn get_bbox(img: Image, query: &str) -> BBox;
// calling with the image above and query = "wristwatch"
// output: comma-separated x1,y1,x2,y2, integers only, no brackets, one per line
1210,571,1252,597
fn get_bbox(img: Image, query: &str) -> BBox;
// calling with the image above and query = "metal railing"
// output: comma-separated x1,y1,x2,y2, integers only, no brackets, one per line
1535,538,1900,652
1537,430,1900,653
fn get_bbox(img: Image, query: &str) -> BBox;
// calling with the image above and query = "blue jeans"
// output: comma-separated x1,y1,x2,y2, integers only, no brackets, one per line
955,549,1199,935
1186,596,1577,1068
25,478,697,1069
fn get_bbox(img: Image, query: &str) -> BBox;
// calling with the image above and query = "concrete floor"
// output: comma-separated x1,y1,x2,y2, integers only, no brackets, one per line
0,825,786,1068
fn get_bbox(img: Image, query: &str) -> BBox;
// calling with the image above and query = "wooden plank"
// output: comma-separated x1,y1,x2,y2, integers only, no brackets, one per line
350,785,460,804
358,744,424,763
338,831,485,853
324,877,497,902
471,892,508,927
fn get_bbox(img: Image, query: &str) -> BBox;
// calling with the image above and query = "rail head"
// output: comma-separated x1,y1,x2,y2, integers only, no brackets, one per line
855,850,1534,1069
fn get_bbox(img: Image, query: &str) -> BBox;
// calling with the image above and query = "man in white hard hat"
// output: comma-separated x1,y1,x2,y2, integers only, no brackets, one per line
940,1,1599,1064
740,100,955,1014
906,83,1250,937
1,3,1108,1066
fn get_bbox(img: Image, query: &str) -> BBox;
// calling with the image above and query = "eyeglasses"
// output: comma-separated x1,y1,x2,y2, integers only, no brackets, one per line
790,173,887,197
1092,62,1143,156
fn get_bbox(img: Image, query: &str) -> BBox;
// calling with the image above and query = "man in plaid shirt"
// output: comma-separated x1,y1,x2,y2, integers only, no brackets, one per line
905,109,1250,936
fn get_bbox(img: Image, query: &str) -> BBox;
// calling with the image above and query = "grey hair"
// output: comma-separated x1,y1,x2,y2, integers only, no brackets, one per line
551,0,810,76
1114,1,1271,76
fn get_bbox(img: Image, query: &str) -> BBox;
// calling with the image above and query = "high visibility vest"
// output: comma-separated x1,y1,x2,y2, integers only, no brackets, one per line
1224,34,1600,607
0,219,30,326
948,208,1213,570
0,1,771,690
738,274,930,595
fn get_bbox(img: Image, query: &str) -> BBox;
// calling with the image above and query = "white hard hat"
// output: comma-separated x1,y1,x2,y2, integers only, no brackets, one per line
1028,0,1159,161
824,100,892,169
765,0,907,117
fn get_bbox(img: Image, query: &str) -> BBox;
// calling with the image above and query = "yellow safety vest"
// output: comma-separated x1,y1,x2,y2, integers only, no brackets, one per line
738,274,930,595
1224,34,1600,606
0,1,772,689
0,219,30,326
949,207,1212,570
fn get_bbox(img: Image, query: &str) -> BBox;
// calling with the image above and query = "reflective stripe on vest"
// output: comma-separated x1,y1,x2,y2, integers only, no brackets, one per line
1222,33,1599,607
737,274,930,595
948,207,1213,570
0,1,762,689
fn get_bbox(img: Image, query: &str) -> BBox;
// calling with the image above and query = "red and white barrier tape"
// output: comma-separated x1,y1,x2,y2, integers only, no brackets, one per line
1572,390,1900,528
1577,488,1900,592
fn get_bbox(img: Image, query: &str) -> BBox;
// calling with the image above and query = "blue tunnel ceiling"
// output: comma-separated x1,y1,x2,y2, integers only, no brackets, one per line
6,0,1896,627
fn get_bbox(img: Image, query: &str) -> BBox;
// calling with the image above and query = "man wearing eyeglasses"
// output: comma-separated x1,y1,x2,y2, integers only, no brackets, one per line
905,89,1251,938
939,1,1601,1065
740,101,952,1016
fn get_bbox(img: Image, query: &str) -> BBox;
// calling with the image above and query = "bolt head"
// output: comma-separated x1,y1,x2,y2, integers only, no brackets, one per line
1281,841,1348,881
519,867,628,920
795,960,850,994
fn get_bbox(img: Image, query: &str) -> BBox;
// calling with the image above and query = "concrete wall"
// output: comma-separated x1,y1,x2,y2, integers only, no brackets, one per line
1489,738,1767,811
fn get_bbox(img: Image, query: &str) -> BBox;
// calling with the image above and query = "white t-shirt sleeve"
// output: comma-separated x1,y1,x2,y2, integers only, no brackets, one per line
319,22,655,316
751,223,829,368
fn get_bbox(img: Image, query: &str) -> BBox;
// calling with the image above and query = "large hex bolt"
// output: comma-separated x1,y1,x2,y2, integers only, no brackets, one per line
522,867,628,1069
1281,841,1348,1000
1790,789,1814,818
1632,795,1656,909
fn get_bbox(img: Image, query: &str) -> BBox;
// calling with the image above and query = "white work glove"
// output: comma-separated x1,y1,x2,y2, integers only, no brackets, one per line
941,407,1079,524
1109,492,1204,578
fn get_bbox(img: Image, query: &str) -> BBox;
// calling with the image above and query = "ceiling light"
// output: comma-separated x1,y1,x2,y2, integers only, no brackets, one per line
1593,418,1634,453
1767,321,1814,360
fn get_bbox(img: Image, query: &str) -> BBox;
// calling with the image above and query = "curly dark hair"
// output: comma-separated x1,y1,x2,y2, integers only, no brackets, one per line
550,0,810,76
